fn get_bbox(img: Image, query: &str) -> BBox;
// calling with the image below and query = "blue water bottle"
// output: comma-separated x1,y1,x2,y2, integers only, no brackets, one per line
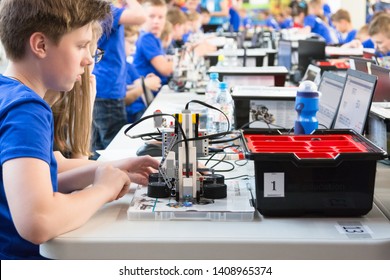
294,81,320,135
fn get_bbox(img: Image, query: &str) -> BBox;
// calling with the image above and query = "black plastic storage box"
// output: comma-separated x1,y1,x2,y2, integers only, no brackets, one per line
242,129,387,216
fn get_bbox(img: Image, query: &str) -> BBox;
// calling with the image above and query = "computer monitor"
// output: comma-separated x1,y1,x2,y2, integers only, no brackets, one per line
370,64,390,102
333,69,378,134
301,64,322,86
297,39,326,75
277,40,292,71
316,71,346,129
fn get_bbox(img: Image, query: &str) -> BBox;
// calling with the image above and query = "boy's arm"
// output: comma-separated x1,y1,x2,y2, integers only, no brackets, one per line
3,157,130,244
55,152,159,193
119,0,147,25
150,55,174,76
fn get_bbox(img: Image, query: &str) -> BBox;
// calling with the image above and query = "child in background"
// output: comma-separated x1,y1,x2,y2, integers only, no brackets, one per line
161,20,174,52
44,23,103,159
124,25,162,123
167,6,189,49
292,0,334,44
92,1,147,154
331,9,357,45
368,13,390,57
133,0,173,87
0,0,159,260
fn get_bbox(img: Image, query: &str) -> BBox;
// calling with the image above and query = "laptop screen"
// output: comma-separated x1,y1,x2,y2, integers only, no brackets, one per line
301,64,322,86
370,64,390,102
333,69,377,134
316,72,346,129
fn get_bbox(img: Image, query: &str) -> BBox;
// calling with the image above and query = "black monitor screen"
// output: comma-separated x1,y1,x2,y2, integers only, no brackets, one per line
370,64,390,102
298,39,326,74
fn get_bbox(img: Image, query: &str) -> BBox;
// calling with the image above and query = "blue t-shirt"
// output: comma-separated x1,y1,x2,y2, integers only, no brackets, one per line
133,31,168,85
229,8,240,32
93,5,127,99
337,29,357,44
125,63,145,120
201,0,228,25
304,15,333,44
0,75,58,259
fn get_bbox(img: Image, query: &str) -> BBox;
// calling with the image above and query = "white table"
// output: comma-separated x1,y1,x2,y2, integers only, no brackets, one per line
40,87,390,260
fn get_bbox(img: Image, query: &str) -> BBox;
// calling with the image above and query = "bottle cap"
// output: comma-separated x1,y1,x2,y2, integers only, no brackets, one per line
219,82,228,90
298,80,317,92
209,72,219,79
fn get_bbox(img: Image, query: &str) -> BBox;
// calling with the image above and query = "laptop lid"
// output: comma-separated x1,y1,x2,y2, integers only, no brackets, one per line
370,64,390,102
316,71,346,129
349,56,377,74
332,69,378,134
301,64,322,86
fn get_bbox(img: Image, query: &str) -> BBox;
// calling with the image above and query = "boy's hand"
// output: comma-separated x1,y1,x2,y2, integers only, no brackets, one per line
145,74,162,92
93,165,131,202
115,155,160,186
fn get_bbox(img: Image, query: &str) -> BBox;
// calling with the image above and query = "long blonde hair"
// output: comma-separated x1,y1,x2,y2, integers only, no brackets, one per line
46,22,102,158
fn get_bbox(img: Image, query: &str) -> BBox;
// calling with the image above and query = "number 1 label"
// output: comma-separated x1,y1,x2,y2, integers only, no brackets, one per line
264,173,285,197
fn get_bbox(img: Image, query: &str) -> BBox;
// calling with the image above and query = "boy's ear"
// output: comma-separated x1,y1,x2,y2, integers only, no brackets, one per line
29,32,48,58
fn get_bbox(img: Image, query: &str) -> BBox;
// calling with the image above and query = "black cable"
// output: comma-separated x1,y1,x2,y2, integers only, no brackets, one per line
124,113,191,177
225,175,254,180
206,159,235,172
185,100,230,138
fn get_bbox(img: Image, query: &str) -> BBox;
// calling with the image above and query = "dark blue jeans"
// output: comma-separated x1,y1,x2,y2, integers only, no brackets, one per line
92,98,127,158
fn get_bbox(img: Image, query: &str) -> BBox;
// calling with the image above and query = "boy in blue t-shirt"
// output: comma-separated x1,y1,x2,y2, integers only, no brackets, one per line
0,0,158,260
293,0,334,44
92,1,147,153
331,9,357,44
124,25,162,123
133,0,173,99
368,13,390,58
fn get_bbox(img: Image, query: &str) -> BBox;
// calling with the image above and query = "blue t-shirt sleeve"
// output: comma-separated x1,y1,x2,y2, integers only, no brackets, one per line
141,33,164,61
304,15,316,29
0,98,53,165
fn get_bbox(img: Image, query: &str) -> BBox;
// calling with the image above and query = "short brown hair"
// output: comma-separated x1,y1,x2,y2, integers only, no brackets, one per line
0,0,111,61
331,9,351,23
167,7,187,26
368,13,390,38
143,0,167,8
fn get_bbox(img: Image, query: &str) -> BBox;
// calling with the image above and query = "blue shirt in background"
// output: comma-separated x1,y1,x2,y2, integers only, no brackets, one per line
337,29,357,44
133,31,168,85
304,15,333,44
93,5,127,99
125,63,145,122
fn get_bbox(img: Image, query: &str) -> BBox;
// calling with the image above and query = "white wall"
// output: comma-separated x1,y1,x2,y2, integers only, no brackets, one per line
325,0,367,29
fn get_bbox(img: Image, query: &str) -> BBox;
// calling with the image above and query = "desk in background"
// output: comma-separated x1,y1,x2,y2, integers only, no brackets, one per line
40,87,390,260
208,66,288,87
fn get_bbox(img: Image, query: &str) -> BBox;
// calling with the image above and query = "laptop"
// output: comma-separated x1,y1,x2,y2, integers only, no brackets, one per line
370,64,390,102
301,64,322,86
349,56,377,74
316,71,346,129
332,69,378,134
